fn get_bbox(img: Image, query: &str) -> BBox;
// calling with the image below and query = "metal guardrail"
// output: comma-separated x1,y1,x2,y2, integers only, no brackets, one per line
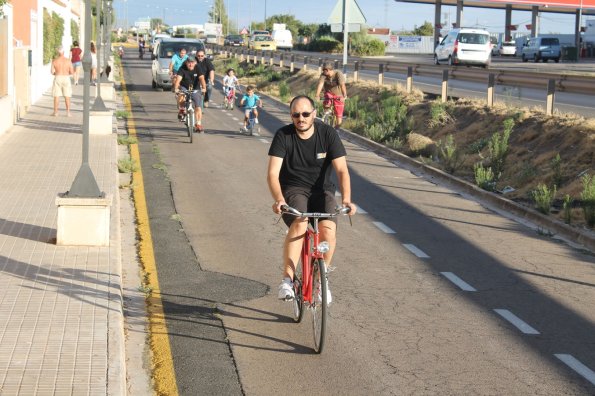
208,44,595,114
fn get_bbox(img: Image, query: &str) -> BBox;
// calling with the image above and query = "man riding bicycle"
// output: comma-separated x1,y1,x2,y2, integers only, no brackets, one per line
173,55,207,132
196,49,215,108
267,95,356,301
314,62,347,128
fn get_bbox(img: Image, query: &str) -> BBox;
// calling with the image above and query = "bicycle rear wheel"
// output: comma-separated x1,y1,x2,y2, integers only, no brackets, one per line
311,258,328,353
292,257,304,323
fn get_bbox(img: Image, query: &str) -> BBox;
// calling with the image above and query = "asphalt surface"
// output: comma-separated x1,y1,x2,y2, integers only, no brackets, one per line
122,48,595,394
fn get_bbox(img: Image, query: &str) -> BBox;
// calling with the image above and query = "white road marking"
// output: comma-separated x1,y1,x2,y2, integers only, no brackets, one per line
403,244,430,258
259,139,268,144
494,309,540,335
555,354,595,386
372,222,395,234
440,272,477,292
232,117,239,121
356,206,367,214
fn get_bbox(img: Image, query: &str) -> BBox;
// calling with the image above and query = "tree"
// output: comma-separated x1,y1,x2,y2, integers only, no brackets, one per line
413,21,434,36
0,0,9,17
208,0,232,35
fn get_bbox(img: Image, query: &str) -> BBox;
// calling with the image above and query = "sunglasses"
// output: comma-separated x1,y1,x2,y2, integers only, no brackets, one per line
291,111,315,119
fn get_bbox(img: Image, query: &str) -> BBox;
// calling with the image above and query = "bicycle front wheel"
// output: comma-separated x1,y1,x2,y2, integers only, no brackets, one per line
311,259,328,353
292,256,304,323
187,111,194,143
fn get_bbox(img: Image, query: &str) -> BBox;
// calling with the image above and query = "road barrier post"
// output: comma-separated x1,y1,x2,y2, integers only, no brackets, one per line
407,66,413,94
353,61,359,82
240,50,244,62
441,69,449,103
378,64,384,85
269,53,274,66
261,51,265,65
487,73,495,107
546,79,555,116
303,56,309,71
290,54,295,72
246,52,250,64
334,59,339,71
279,53,284,68
318,58,323,74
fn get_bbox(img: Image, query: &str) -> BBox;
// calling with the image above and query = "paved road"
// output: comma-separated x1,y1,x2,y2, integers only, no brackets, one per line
123,50,595,394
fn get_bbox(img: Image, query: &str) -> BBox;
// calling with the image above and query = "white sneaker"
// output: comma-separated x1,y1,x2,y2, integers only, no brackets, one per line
255,118,259,124
278,278,294,301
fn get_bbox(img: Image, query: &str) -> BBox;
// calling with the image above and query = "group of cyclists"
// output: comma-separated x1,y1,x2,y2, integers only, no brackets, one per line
165,48,356,302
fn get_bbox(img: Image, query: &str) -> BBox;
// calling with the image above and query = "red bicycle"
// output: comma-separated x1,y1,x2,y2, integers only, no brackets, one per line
281,205,351,353
223,86,239,110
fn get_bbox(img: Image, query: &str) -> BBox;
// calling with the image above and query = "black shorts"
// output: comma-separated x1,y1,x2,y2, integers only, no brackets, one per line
282,186,338,227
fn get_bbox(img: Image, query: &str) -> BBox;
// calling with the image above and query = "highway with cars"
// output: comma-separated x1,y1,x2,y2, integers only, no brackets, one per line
120,48,595,394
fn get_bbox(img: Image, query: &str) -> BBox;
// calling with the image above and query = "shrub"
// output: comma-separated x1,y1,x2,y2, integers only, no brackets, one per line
278,81,291,102
581,174,595,227
563,194,574,224
474,163,496,191
117,158,139,173
427,101,455,128
488,118,514,178
532,183,556,214
437,135,464,174
550,153,562,187
308,36,342,53
351,36,385,56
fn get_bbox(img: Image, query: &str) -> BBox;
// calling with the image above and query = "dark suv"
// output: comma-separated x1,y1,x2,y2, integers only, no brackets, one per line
224,35,244,46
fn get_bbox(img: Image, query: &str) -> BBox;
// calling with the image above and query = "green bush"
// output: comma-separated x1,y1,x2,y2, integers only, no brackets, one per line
532,183,556,215
308,36,342,53
428,101,455,128
581,174,595,227
437,135,464,175
352,37,385,56
43,9,65,64
563,194,574,224
488,118,514,178
474,163,496,191
550,153,562,187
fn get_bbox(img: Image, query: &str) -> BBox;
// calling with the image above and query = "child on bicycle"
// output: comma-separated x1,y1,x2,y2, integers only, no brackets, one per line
240,85,262,131
222,68,239,97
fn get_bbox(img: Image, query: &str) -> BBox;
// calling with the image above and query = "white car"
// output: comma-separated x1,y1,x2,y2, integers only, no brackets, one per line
434,28,492,67
499,41,517,56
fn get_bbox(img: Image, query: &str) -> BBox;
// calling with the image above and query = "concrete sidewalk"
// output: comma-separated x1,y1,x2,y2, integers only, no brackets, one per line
0,84,125,394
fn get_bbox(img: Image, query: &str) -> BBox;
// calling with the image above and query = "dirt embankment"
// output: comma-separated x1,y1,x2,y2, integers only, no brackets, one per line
228,62,595,229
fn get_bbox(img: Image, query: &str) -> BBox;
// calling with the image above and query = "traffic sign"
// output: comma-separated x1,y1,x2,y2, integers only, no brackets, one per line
240,27,249,35
331,23,361,33
328,0,366,25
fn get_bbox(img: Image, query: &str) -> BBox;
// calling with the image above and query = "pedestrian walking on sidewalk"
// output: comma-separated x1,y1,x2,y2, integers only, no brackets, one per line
70,41,83,85
90,41,98,85
51,46,74,117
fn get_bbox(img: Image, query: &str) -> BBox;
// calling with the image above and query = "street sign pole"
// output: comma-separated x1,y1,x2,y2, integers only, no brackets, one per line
342,0,349,75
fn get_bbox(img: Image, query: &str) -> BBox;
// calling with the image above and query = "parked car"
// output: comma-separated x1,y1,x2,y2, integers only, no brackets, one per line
521,37,561,63
499,41,517,56
434,28,492,67
249,34,276,51
151,38,206,90
224,34,244,46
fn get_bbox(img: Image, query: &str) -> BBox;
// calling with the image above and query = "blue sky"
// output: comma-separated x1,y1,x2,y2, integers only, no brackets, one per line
114,0,582,34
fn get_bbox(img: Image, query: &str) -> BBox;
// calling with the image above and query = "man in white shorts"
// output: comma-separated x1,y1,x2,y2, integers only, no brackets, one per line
51,46,74,117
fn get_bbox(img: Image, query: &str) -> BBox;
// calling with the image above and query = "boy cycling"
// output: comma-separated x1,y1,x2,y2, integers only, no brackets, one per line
239,85,262,131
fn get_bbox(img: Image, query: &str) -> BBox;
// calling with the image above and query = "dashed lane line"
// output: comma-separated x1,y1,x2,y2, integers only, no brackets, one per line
440,272,477,292
494,309,540,335
555,354,595,386
373,221,396,234
403,244,430,258
259,139,268,144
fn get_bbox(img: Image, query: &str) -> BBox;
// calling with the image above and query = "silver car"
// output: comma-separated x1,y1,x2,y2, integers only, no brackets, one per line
151,38,206,90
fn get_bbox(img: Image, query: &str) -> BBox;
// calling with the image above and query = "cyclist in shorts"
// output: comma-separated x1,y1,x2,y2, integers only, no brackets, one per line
239,85,262,131
314,61,347,128
169,47,188,91
267,95,356,301
173,55,207,132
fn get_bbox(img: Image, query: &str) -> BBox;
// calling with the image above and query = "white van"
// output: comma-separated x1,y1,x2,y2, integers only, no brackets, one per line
434,28,492,67
272,29,293,51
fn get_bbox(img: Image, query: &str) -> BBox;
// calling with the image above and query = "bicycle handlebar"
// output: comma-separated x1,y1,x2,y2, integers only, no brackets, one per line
281,204,351,218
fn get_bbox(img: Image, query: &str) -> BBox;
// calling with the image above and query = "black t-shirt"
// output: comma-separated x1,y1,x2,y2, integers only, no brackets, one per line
176,65,203,90
197,58,214,80
268,120,347,192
